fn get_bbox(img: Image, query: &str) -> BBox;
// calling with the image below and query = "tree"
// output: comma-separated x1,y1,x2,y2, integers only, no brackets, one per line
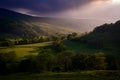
86,52,107,70
72,53,89,70
67,32,78,40
0,51,17,74
106,55,120,70
0,39,14,47
37,49,54,71
55,50,76,71
19,55,41,72
39,36,44,42
52,41,67,52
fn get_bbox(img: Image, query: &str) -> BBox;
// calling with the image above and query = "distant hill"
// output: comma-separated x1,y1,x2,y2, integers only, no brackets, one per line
79,20,120,50
0,8,107,38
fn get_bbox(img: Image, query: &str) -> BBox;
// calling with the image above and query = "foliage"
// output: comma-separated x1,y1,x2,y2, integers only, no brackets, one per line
0,8,93,39
19,55,41,72
0,39,14,47
67,32,78,40
52,41,67,52
0,51,17,74
79,21,120,49
0,46,119,75
54,50,76,71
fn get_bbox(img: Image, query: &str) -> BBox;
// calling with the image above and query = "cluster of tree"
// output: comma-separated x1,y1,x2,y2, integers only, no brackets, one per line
0,32,79,47
0,34,67,47
0,50,119,75
0,37,51,47
15,37,50,45
67,32,78,40
0,39,14,47
52,40,67,52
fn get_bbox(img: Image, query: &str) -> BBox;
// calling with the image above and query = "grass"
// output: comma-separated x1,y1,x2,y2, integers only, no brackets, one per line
0,40,119,60
63,40,120,55
63,40,100,54
0,41,120,80
0,70,119,80
17,42,52,47
0,42,52,58
63,40,120,66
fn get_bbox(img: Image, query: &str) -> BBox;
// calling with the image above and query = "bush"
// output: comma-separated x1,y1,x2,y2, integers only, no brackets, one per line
0,51,17,74
19,55,42,72
54,50,76,71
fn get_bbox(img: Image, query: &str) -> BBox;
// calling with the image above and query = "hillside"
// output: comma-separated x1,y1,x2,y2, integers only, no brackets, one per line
79,20,120,50
0,8,46,38
0,8,107,38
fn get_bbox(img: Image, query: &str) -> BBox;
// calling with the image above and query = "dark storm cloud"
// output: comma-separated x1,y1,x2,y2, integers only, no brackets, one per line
0,0,91,14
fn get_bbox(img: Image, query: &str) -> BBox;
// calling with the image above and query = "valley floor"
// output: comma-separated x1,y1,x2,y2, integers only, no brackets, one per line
0,42,52,58
0,70,119,80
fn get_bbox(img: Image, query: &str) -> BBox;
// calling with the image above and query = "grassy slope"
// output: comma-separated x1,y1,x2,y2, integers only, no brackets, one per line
63,40,99,54
0,8,109,38
0,40,119,58
0,42,52,58
63,40,120,55
0,71,119,80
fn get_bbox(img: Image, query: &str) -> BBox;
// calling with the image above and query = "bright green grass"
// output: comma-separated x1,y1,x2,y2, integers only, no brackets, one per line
0,42,52,58
0,71,119,80
0,47,37,57
17,42,52,47
63,40,100,54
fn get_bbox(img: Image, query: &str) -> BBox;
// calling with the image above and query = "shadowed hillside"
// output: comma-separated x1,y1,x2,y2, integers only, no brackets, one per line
0,8,107,38
79,20,120,50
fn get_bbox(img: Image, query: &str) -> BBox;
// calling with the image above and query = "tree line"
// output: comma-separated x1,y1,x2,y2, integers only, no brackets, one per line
0,32,78,47
0,49,119,75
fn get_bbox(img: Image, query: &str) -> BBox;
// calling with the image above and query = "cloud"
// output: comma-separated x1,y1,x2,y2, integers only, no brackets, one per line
1,0,120,22
57,0,120,22
0,0,92,15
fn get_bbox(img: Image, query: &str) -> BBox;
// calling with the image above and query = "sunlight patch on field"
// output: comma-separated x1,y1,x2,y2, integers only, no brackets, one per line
0,42,52,58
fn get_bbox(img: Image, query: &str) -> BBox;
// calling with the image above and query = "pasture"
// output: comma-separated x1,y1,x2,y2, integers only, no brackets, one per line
0,70,119,80
0,42,52,58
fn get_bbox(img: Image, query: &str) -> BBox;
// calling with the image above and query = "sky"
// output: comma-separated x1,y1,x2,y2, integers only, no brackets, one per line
0,0,120,22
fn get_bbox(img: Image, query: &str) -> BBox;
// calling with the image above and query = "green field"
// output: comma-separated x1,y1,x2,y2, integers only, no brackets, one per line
0,40,120,58
0,71,119,80
0,42,52,58
0,41,120,80
63,40,120,56
63,40,99,54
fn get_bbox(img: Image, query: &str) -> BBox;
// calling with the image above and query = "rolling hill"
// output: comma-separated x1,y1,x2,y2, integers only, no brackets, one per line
79,20,120,50
0,8,108,38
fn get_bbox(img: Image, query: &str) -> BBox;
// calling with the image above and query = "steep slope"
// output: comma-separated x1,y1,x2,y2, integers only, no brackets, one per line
79,20,120,50
0,8,48,38
0,8,107,38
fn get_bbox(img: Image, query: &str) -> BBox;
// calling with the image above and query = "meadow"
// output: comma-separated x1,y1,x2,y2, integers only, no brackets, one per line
0,42,52,58
0,41,120,80
0,70,119,80
0,40,120,59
